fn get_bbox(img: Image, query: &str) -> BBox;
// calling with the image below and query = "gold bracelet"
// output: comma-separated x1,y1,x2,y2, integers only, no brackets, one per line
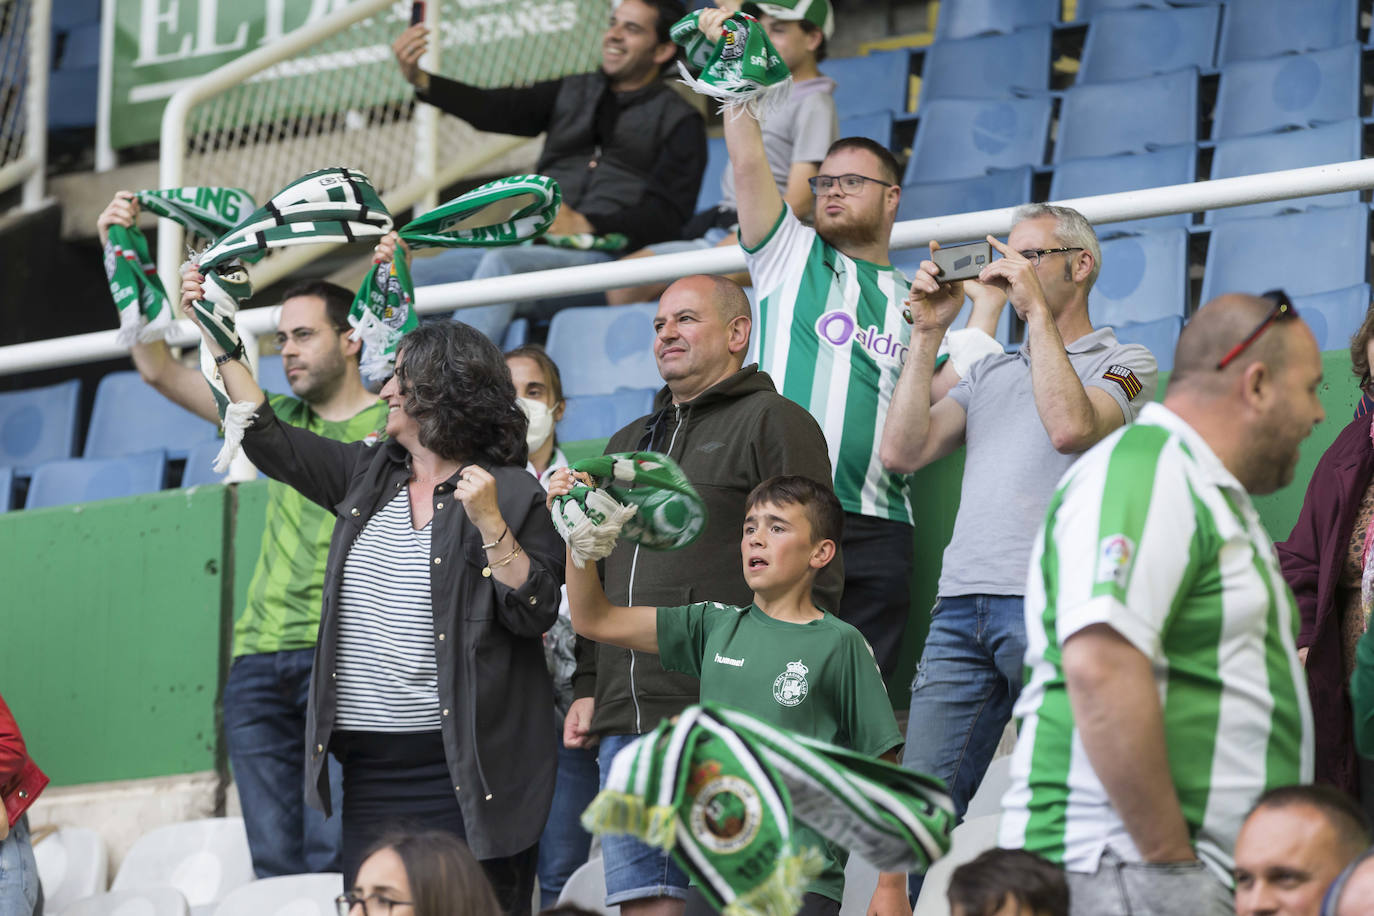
481,542,523,577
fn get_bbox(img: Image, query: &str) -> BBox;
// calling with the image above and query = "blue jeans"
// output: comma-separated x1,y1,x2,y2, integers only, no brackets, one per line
0,815,40,916
538,711,600,908
224,649,344,878
902,595,1026,902
598,733,689,905
409,244,614,340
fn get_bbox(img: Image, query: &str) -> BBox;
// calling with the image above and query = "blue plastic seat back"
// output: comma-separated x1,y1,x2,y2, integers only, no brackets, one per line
1055,68,1198,163
1213,43,1360,139
935,0,1060,40
826,51,912,119
0,379,81,475
1217,0,1358,64
546,304,661,397
918,26,1052,105
1073,0,1171,20
1206,119,1362,223
1113,316,1183,372
0,466,13,513
501,317,530,351
85,371,218,462
557,389,658,443
1292,284,1371,352
255,354,290,395
897,167,1033,223
1201,205,1369,303
48,66,98,129
1078,6,1219,83
906,96,1053,183
180,439,231,488
51,0,99,29
696,136,729,214
58,22,101,70
1090,229,1190,328
26,450,169,510
1050,146,1197,236
838,112,893,150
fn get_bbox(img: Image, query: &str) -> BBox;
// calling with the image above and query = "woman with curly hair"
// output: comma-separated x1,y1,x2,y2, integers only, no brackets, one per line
181,269,563,916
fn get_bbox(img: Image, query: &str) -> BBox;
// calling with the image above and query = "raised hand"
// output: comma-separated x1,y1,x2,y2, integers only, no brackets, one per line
97,191,139,247
391,24,429,86
978,235,1049,321
905,240,967,333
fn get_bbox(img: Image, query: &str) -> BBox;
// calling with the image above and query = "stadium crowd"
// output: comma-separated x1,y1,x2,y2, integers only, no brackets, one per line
8,1,1374,915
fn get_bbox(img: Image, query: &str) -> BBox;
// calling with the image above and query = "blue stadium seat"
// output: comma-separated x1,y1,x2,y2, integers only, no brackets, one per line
85,371,218,462
1206,119,1362,223
1078,6,1220,83
51,0,99,29
906,97,1053,183
557,389,657,443
696,136,729,214
180,438,231,488
1073,0,1171,21
1054,68,1198,163
1217,0,1359,64
935,0,1060,40
58,22,101,70
916,26,1052,106
825,51,912,118
897,167,1033,222
1201,205,1369,303
545,304,661,397
255,354,289,395
1213,43,1361,139
47,66,98,129
0,466,13,513
0,379,81,475
26,451,169,510
1089,229,1190,328
1114,316,1183,372
1293,283,1371,352
838,112,893,149
1050,146,1197,236
501,317,530,351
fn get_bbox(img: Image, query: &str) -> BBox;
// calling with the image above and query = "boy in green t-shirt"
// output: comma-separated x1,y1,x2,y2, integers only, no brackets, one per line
550,472,909,916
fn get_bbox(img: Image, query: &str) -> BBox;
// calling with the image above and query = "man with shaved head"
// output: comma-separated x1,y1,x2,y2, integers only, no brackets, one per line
566,274,842,915
1000,292,1325,915
1322,850,1374,915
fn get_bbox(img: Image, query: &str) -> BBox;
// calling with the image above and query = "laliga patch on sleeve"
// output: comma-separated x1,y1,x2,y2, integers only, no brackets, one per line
1096,534,1135,589
1103,364,1143,399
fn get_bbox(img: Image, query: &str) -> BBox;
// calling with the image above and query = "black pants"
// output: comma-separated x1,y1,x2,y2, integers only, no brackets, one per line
837,512,915,680
684,887,839,915
333,731,537,916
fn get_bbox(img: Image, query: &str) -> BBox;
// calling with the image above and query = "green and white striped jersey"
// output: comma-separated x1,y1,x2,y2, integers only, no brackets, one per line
743,207,913,524
999,403,1314,885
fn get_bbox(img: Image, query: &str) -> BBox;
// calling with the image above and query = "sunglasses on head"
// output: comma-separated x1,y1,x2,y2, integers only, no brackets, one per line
1214,289,1298,371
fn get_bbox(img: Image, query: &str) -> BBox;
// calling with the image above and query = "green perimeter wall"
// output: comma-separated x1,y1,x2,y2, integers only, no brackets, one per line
2,349,1362,785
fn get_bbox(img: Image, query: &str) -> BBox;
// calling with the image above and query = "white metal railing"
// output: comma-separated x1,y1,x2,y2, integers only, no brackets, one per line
2,158,1373,376
0,0,49,208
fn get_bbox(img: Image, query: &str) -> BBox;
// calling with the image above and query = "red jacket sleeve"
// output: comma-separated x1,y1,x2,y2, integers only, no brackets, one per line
0,693,30,786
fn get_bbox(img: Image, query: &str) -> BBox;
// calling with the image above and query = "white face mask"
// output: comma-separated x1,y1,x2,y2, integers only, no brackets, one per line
518,397,555,453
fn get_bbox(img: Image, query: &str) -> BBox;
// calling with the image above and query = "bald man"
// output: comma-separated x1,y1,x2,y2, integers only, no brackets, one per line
1323,851,1374,915
1000,292,1325,915
566,275,846,915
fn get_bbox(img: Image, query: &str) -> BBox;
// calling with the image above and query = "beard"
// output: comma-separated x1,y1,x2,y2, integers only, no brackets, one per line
1239,411,1303,496
288,351,346,404
816,207,884,251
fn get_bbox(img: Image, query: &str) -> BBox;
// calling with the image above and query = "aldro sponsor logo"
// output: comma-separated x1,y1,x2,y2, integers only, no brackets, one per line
814,310,908,366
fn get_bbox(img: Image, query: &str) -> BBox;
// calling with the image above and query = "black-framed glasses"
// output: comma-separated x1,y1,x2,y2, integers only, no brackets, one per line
1215,289,1298,371
335,894,415,916
808,173,895,195
1018,247,1083,265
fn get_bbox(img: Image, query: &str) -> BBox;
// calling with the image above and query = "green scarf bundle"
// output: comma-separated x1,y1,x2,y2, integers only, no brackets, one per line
671,11,792,119
191,168,395,471
549,451,707,568
351,174,562,381
102,187,256,346
584,703,955,916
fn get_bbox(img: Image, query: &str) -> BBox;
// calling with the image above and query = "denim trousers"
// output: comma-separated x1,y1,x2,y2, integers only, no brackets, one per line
597,733,689,905
223,649,343,878
0,815,41,916
902,595,1026,903
537,710,599,908
1065,850,1234,916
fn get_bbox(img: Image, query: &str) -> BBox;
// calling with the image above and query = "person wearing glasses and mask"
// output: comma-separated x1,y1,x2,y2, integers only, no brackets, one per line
997,292,1322,913
882,203,1157,905
340,830,501,916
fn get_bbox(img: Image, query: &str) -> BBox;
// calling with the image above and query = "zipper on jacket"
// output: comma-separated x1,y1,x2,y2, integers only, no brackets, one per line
626,403,687,734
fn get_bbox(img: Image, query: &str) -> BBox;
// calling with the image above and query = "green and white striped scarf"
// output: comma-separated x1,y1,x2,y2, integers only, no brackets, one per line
192,168,394,471
350,174,561,381
102,187,256,346
585,703,954,916
671,11,792,119
549,451,707,568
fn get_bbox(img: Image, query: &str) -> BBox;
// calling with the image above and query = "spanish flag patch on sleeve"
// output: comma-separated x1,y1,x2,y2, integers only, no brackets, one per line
1103,364,1143,399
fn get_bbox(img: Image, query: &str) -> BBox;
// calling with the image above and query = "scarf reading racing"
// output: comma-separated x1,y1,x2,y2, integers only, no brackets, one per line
350,174,562,381
102,187,256,347
585,703,954,916
671,11,792,119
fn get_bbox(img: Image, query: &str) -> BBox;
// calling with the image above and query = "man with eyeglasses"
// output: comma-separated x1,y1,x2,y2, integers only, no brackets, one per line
100,184,385,880
881,203,1158,905
997,292,1323,914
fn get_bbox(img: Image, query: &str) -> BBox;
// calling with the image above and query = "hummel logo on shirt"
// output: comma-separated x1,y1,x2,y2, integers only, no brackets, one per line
714,653,745,667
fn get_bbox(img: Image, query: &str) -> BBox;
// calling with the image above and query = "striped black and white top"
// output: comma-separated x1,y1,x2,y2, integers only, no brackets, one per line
335,488,441,731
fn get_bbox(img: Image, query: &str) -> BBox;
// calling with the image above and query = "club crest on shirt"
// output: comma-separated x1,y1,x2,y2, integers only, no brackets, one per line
1096,534,1135,588
773,659,810,707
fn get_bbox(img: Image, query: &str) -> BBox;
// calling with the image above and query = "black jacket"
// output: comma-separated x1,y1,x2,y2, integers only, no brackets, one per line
573,365,843,736
240,401,564,859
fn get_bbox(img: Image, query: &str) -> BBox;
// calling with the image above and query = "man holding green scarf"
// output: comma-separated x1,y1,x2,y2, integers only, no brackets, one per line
98,193,387,878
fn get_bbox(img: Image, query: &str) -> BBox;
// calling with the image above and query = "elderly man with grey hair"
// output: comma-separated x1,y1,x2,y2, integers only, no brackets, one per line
881,203,1160,904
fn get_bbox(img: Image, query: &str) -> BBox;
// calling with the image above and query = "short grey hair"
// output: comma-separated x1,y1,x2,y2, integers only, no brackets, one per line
1012,203,1103,293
